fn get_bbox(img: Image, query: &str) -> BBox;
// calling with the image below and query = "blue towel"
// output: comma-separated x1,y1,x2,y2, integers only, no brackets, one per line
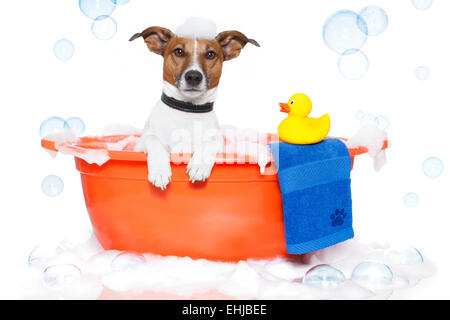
269,138,354,254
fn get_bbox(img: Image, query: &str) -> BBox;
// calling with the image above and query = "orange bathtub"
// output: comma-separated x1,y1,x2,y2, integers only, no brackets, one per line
41,134,386,262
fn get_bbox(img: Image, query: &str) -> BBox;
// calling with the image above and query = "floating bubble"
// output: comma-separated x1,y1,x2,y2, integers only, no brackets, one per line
42,175,64,197
338,49,369,80
355,111,365,120
422,157,444,179
385,246,424,265
303,264,346,289
376,115,390,130
66,117,85,136
358,6,389,36
43,264,82,290
40,117,70,138
79,0,116,20
351,261,393,291
323,10,368,54
28,243,65,267
110,252,146,272
403,192,419,208
111,0,130,5
360,113,379,127
53,39,75,61
92,15,117,40
411,0,433,10
415,66,430,81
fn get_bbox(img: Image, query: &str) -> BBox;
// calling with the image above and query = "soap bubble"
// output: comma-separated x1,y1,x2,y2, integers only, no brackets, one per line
376,115,390,130
66,117,85,136
28,243,65,267
79,0,116,20
92,15,117,40
43,264,82,290
42,175,64,197
411,0,433,10
111,252,146,272
422,157,444,179
358,6,389,36
111,0,130,4
403,192,419,208
355,111,364,120
351,261,393,291
53,39,75,61
323,10,368,54
415,66,430,81
303,264,346,289
385,246,424,265
360,113,379,126
40,116,70,138
338,49,369,80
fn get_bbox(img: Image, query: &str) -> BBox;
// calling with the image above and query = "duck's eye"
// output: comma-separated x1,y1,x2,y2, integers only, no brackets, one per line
290,100,295,105
174,48,185,57
205,50,217,59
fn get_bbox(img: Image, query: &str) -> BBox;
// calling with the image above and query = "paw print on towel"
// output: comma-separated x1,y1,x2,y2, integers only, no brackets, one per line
330,209,347,227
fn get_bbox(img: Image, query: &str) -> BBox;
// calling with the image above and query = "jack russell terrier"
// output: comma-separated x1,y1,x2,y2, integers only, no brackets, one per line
130,20,259,190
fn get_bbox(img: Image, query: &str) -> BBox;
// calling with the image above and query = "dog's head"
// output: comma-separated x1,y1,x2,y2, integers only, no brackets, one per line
130,25,259,100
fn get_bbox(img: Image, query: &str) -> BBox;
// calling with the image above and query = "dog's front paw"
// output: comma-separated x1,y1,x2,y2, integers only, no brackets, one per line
187,157,214,183
147,152,172,190
148,165,172,190
148,172,172,190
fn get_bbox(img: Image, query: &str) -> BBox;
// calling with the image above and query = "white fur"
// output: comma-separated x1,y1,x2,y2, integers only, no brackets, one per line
193,39,198,59
162,81,217,105
135,82,223,189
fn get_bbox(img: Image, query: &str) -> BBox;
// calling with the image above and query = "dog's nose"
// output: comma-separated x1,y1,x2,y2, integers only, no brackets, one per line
185,70,203,87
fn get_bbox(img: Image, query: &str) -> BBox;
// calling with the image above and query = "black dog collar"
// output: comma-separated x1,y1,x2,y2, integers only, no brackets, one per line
161,92,214,113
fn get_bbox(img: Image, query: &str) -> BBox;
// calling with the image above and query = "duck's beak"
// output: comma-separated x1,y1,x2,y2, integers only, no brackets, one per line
279,102,291,113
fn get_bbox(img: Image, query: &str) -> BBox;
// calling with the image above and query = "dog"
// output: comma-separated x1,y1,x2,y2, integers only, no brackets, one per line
130,20,259,190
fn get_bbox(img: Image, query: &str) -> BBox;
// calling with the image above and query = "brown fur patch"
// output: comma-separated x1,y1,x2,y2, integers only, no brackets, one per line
162,38,194,86
162,38,225,89
129,26,175,56
197,40,224,89
216,30,260,61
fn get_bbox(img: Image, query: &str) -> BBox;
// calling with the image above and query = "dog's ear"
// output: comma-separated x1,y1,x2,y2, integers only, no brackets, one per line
215,30,260,61
129,26,175,56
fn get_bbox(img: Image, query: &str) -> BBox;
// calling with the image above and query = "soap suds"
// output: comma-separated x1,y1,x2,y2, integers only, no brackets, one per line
346,124,388,171
175,17,217,40
55,144,110,166
16,235,434,300
102,123,142,136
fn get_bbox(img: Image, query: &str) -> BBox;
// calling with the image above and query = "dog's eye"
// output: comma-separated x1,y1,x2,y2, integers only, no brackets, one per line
174,48,185,57
205,51,216,59
290,100,295,105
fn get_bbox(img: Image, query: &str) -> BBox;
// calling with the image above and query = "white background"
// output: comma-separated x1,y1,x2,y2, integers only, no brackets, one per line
1,0,449,299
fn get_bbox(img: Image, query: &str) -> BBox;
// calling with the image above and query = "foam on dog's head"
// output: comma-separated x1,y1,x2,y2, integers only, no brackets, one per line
175,17,217,40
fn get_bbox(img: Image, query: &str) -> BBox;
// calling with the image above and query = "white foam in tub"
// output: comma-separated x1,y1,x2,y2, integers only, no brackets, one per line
44,130,111,166
102,123,142,136
106,135,140,151
55,145,110,167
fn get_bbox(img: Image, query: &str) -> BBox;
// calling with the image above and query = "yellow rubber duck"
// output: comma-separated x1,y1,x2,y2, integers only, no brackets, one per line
278,93,330,145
